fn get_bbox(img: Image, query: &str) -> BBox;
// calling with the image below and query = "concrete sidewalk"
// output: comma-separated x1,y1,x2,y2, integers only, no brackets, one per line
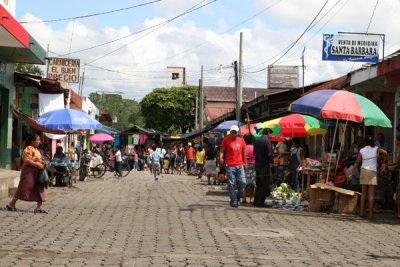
0,171,399,266
0,169,20,200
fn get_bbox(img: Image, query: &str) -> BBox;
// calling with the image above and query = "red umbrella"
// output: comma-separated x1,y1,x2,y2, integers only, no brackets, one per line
240,124,256,135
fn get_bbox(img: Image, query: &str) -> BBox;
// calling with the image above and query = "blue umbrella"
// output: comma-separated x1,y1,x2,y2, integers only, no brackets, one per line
36,108,102,131
213,120,244,132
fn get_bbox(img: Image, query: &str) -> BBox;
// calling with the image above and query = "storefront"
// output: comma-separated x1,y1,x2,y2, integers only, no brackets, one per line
0,4,46,168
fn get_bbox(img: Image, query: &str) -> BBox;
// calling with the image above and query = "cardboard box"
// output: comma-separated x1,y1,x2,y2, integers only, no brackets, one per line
336,193,359,214
308,187,335,212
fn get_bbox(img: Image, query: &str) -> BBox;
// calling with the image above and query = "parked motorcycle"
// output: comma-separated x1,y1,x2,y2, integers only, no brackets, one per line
79,149,92,181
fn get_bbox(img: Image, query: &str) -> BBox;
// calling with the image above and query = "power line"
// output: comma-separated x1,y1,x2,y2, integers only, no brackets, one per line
84,0,217,65
366,0,379,33
244,0,330,74
19,0,163,24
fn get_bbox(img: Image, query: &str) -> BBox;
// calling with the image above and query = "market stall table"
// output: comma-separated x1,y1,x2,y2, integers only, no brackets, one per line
47,161,78,187
299,167,328,200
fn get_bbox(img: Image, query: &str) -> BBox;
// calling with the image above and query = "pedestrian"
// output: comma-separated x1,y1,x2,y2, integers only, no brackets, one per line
219,125,247,208
151,145,161,181
350,136,387,218
6,133,48,213
388,135,400,219
243,134,256,204
185,142,195,173
204,143,217,185
115,146,122,177
253,128,273,207
195,145,206,179
176,143,185,175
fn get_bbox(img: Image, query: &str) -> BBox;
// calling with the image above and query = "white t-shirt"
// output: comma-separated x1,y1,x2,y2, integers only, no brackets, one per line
360,146,378,171
115,150,122,162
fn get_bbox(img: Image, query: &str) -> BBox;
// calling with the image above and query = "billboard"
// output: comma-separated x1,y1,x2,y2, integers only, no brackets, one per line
268,66,299,89
47,57,80,83
322,34,380,63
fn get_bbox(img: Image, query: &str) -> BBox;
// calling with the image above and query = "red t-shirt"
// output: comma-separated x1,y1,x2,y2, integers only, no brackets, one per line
185,147,195,160
221,136,246,166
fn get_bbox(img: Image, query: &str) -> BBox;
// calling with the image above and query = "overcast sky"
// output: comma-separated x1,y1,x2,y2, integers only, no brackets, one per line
15,0,400,100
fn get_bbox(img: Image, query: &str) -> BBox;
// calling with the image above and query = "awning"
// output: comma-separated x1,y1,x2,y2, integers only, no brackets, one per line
95,125,119,135
12,108,65,134
162,125,214,142
15,72,64,94
0,5,46,64
121,125,158,135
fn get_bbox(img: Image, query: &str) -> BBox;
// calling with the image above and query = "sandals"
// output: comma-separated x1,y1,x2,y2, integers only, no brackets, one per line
6,205,17,212
34,208,48,214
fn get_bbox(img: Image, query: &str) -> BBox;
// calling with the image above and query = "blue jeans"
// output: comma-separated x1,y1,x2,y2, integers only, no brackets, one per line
225,165,246,205
152,162,160,178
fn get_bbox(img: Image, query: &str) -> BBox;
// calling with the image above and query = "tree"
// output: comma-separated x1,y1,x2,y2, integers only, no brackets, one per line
140,86,199,133
89,93,143,131
15,63,44,76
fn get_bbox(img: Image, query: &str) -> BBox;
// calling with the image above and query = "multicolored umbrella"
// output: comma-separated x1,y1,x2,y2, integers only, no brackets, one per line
256,114,327,137
289,89,391,127
240,124,256,135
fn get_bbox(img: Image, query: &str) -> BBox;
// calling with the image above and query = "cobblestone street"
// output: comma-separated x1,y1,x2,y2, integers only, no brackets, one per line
1,172,399,267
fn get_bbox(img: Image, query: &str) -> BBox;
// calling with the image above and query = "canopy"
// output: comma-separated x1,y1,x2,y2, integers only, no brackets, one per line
88,133,114,143
256,114,327,137
289,89,391,127
213,120,244,132
36,108,102,131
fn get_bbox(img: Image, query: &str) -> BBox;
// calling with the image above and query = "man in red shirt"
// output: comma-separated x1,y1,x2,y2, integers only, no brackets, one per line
219,125,247,207
185,142,195,173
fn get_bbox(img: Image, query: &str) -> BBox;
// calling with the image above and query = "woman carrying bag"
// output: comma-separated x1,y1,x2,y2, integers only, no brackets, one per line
6,133,48,213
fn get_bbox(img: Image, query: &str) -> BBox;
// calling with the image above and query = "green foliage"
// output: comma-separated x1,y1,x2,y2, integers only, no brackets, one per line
15,63,44,76
88,93,143,131
140,86,199,133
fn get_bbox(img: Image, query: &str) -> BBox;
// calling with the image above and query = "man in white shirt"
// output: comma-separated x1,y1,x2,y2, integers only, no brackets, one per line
115,146,123,177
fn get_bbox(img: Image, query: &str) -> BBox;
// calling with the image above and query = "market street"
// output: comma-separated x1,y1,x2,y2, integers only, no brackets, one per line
1,172,399,267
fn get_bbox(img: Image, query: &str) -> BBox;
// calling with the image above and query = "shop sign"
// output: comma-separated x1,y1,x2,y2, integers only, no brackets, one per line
268,65,299,89
47,57,80,83
322,34,380,63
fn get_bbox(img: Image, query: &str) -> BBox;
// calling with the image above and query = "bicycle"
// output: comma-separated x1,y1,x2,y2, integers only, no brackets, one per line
92,156,131,179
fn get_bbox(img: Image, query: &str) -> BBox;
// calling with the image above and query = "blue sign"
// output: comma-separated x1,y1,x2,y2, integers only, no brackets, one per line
322,34,380,63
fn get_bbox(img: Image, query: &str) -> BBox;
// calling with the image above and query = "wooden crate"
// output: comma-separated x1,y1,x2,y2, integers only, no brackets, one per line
336,193,359,214
308,187,335,212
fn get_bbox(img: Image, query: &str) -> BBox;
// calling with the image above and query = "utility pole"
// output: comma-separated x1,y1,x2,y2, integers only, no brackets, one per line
302,46,305,95
199,65,204,129
195,87,199,130
236,32,243,122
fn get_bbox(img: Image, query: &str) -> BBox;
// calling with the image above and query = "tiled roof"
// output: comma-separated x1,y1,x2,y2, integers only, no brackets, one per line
205,107,234,121
204,86,288,102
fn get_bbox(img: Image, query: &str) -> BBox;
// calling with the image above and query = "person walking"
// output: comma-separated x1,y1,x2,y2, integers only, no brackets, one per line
195,146,206,179
350,136,387,218
253,128,274,207
115,146,122,177
185,142,195,173
151,145,161,181
204,143,217,185
219,125,247,208
176,143,185,175
6,133,48,213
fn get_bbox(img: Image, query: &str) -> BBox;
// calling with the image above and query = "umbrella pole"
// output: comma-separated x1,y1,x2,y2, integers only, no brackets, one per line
334,120,348,177
326,119,339,183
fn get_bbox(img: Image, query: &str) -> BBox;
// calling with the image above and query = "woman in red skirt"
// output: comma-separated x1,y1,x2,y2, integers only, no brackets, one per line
6,133,47,213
